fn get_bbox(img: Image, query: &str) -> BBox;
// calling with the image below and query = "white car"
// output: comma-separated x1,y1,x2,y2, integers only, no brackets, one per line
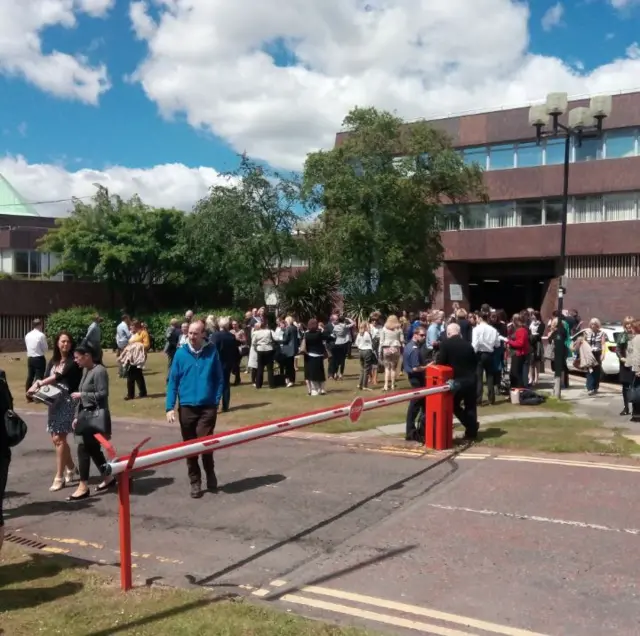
566,324,624,378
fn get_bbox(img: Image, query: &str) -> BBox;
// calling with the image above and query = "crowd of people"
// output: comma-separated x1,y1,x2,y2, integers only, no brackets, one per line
3,301,640,554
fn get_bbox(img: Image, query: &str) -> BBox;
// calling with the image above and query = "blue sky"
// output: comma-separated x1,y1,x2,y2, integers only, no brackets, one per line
1,0,640,215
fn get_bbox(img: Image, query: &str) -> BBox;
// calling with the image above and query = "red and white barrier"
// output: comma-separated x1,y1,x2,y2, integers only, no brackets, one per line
103,383,451,477
97,365,455,591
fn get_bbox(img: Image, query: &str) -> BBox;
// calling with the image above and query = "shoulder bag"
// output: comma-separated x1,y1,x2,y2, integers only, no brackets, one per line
75,408,110,436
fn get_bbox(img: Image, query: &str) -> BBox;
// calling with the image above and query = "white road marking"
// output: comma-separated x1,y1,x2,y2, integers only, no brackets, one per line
494,455,640,473
428,504,640,536
456,454,491,460
282,593,475,636
269,579,287,587
301,585,549,636
252,588,271,597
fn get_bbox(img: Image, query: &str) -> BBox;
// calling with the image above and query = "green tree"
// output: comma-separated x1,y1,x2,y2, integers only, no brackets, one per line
187,156,301,305
301,106,485,308
39,188,189,309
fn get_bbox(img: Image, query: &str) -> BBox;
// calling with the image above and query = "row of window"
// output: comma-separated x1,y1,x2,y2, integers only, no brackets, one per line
459,127,638,171
443,192,640,230
0,250,66,280
565,255,640,279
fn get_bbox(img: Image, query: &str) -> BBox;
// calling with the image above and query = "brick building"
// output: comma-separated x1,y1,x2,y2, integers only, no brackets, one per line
336,89,640,322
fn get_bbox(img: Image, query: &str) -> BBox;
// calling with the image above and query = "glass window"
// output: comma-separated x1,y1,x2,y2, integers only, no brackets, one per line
516,200,543,226
462,147,487,169
516,141,543,168
462,204,487,229
488,144,515,170
13,251,29,276
573,196,603,223
603,194,637,222
574,136,603,162
487,202,515,228
545,138,566,165
29,251,41,277
544,199,564,225
605,130,636,159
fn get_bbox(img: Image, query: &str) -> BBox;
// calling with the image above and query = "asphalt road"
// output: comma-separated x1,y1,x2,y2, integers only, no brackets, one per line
4,412,640,635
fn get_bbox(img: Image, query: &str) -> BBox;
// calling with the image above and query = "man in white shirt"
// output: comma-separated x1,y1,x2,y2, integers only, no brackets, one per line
116,315,131,353
25,319,48,393
472,312,500,406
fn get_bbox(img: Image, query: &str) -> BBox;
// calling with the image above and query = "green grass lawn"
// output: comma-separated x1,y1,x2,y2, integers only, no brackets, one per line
0,546,374,636
2,351,571,435
475,417,640,455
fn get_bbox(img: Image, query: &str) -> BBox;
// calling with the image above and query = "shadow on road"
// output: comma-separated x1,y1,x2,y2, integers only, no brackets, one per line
5,498,94,519
221,474,286,494
131,475,175,496
188,445,470,587
4,491,29,499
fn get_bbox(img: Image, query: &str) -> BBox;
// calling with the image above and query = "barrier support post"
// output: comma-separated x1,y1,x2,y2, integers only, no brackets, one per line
116,437,150,592
425,365,454,450
118,473,133,591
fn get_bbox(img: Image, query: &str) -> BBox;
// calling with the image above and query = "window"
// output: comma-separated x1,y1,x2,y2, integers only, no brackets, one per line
29,251,41,277
516,200,543,226
488,144,515,170
605,130,636,159
462,147,487,169
603,194,637,222
462,204,487,229
13,251,29,277
516,141,543,168
544,199,564,225
574,136,603,162
545,138,566,165
487,202,515,228
574,196,603,223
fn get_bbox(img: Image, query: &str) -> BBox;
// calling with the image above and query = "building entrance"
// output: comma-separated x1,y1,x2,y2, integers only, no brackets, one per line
465,260,556,316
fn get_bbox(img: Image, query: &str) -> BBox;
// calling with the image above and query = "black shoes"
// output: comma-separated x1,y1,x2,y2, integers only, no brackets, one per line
190,482,203,498
206,474,218,493
191,474,218,498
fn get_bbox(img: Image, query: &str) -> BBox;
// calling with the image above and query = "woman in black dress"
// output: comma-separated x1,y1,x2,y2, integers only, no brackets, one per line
302,318,329,396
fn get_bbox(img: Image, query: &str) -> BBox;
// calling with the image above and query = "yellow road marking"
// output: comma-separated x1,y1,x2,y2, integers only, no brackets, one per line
269,579,287,587
37,535,103,549
301,586,549,636
41,546,70,554
494,455,640,473
252,588,271,597
282,593,474,635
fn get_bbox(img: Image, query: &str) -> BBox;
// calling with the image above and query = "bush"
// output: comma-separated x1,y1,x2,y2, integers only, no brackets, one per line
279,268,339,323
45,307,117,350
46,306,244,350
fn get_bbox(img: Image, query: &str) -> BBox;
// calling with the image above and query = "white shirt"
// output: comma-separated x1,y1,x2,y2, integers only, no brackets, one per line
472,322,500,353
25,329,48,358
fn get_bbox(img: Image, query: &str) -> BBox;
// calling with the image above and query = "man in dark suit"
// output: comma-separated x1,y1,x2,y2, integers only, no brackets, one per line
211,317,241,413
437,323,479,441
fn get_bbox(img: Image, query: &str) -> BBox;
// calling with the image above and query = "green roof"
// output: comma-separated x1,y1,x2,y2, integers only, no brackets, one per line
0,173,39,217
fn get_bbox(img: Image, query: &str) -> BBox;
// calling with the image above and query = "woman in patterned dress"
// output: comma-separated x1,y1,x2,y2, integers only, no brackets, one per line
27,331,82,491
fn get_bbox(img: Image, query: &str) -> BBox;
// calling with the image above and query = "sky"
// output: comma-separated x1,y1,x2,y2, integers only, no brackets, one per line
2,0,640,216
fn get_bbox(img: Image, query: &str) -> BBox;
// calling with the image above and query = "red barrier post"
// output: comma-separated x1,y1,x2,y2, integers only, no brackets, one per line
425,365,454,450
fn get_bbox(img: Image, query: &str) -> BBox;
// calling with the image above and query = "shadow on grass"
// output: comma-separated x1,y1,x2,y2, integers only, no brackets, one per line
0,553,86,610
227,402,271,413
479,427,507,440
221,474,286,494
84,597,236,636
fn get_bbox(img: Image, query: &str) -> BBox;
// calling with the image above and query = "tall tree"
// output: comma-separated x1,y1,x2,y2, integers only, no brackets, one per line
187,156,301,305
39,187,189,309
301,107,486,309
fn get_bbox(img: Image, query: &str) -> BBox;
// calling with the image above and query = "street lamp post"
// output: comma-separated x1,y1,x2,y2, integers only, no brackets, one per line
528,93,612,399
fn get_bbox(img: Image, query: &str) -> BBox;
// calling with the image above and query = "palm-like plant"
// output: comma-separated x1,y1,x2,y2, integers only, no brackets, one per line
279,267,339,323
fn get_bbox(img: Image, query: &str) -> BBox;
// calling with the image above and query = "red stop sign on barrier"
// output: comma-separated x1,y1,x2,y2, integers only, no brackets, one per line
348,396,365,423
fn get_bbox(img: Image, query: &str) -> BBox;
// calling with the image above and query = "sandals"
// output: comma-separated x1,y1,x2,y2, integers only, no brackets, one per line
64,467,79,485
49,477,65,492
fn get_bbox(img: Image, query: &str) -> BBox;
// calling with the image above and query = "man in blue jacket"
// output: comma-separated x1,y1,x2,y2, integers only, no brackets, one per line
166,319,224,498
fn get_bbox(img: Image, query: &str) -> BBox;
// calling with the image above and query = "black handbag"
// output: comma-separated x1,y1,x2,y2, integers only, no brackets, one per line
5,410,27,447
628,378,640,405
75,408,110,436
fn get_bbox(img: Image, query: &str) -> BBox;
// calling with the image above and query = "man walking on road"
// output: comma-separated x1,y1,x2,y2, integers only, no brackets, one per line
166,319,224,498
438,322,479,442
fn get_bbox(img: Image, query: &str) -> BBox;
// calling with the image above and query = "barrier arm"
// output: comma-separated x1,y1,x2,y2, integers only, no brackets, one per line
100,371,455,591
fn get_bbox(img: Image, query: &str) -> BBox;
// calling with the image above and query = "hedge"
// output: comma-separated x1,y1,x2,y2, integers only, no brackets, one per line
45,307,244,350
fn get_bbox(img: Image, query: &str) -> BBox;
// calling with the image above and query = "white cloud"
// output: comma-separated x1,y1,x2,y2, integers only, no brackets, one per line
128,0,640,172
609,0,640,9
0,155,230,216
0,0,111,104
75,0,115,18
542,3,564,31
